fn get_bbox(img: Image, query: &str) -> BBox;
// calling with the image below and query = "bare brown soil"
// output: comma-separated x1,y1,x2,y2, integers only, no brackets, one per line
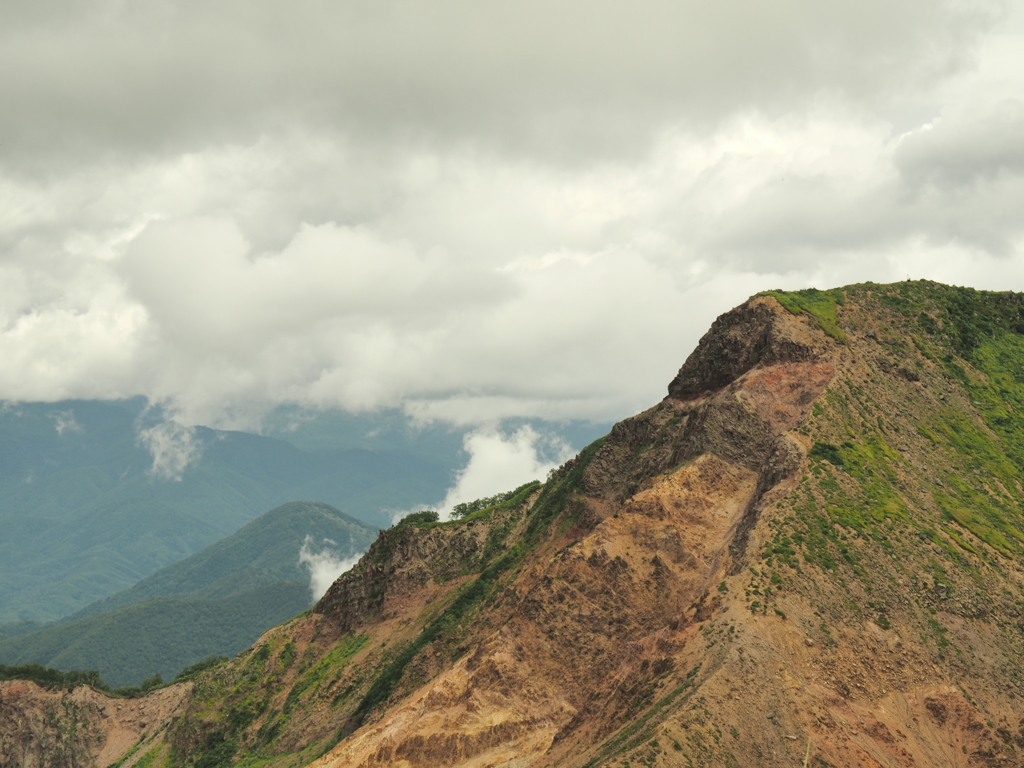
0,679,190,768
7,287,1024,768
302,295,1024,768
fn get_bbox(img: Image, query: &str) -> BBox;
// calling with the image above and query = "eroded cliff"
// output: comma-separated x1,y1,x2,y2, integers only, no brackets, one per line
8,281,1024,768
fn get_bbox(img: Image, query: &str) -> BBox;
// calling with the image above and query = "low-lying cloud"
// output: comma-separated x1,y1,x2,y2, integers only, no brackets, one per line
399,426,574,522
49,409,83,436
298,536,363,602
136,417,203,481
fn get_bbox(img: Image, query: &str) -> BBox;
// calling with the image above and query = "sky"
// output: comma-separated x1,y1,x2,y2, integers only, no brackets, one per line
3,0,1024,456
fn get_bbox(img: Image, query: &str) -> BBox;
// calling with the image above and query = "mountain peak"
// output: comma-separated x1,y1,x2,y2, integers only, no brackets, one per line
668,293,828,400
8,280,1024,768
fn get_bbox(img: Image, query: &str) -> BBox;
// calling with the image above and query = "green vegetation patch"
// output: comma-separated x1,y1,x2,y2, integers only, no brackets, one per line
921,405,1024,555
808,443,843,466
283,635,368,714
760,287,847,341
175,656,229,682
802,437,907,534
0,663,109,691
450,482,540,520
394,510,439,527
453,481,542,522
968,334,1024,468
133,745,167,768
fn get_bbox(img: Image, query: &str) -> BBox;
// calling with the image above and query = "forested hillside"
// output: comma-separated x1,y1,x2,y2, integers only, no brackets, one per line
0,502,377,687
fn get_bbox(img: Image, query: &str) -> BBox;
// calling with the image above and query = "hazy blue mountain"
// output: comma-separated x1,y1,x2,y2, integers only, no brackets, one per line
0,501,378,687
69,501,377,617
0,399,611,623
0,498,221,624
0,585,309,688
0,400,451,622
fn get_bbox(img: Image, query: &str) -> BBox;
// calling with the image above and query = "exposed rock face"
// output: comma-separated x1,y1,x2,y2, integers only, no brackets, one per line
11,281,1024,768
304,297,841,768
0,680,189,768
0,681,104,768
301,285,1024,768
667,295,823,399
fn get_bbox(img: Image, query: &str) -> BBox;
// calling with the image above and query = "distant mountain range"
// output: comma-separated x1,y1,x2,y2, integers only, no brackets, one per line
0,501,378,687
0,399,459,623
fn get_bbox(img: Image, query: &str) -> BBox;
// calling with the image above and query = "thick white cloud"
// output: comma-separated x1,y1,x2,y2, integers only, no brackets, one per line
397,426,575,522
298,535,362,601
1,0,1024,438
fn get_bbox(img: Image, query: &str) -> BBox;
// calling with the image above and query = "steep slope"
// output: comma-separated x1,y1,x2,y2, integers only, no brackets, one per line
8,280,1024,768
194,281,1024,768
0,678,190,768
0,503,377,688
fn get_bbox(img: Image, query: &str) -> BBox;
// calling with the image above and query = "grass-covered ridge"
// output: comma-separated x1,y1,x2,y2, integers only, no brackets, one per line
761,281,1024,555
757,281,1024,616
760,287,848,341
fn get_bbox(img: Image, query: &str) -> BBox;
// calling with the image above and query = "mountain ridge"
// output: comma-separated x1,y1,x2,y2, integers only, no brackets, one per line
5,280,1024,768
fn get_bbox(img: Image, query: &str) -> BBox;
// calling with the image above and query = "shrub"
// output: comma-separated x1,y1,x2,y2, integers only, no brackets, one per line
0,663,109,691
141,673,164,692
396,510,439,527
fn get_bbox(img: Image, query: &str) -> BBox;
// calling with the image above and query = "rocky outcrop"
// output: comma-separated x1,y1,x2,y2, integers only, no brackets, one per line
667,295,825,399
13,281,1024,768
303,297,841,768
0,680,189,768
316,501,532,634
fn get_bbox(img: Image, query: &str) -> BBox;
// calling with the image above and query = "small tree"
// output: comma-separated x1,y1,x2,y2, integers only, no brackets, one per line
396,510,439,527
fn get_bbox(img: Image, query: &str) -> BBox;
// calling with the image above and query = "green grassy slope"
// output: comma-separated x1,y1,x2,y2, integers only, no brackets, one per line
762,281,1024,557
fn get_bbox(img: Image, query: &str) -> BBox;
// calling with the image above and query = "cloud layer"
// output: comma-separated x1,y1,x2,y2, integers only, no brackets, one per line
427,426,573,521
2,0,1024,431
298,535,362,602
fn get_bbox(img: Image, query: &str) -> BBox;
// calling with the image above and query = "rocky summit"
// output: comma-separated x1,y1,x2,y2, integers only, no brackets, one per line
5,279,1024,768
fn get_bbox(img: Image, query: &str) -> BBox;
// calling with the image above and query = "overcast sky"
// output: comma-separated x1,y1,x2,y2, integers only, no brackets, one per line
3,0,1024,436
